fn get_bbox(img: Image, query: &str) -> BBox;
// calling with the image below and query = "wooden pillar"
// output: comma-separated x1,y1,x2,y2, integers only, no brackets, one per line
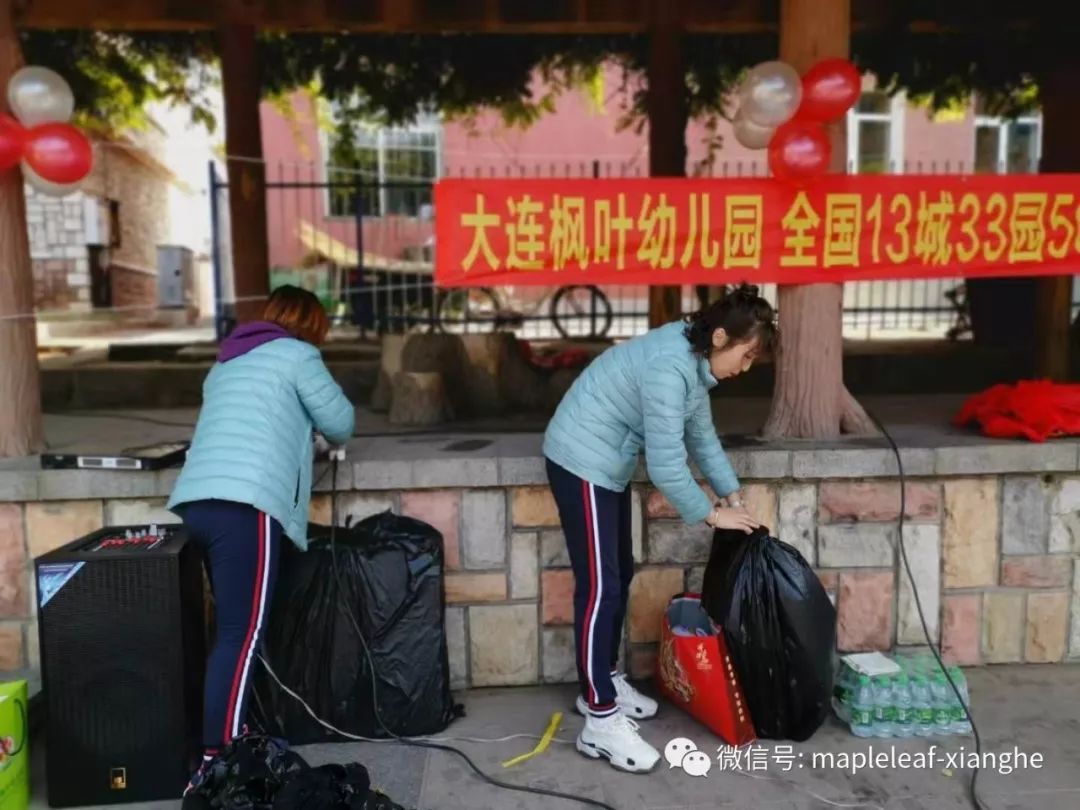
763,0,873,439
645,5,686,328
0,0,43,457
218,4,269,325
1033,62,1078,381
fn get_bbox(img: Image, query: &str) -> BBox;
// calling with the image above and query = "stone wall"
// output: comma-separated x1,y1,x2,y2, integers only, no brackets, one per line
26,190,91,309
3,471,1076,691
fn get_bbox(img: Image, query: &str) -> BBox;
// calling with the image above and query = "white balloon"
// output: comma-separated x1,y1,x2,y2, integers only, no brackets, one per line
22,161,84,197
738,61,802,128
8,66,75,127
732,109,775,150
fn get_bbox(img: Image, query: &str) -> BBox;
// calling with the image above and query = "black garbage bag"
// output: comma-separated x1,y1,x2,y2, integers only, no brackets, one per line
250,511,460,743
701,527,836,741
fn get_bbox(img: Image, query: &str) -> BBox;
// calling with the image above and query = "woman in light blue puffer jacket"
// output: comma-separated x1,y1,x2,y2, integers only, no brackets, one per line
168,286,354,791
543,283,776,773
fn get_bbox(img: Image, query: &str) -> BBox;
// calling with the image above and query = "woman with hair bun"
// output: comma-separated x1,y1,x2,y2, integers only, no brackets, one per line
542,283,778,773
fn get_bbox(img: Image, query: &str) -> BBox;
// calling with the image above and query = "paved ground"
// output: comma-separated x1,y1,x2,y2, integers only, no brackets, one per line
27,664,1080,810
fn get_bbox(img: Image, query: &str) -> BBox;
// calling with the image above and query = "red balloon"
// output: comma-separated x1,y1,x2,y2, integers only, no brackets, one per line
24,123,93,184
0,115,25,171
798,58,861,122
768,119,831,184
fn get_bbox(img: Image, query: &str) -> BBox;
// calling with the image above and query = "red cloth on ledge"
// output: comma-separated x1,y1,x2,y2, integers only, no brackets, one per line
954,380,1080,442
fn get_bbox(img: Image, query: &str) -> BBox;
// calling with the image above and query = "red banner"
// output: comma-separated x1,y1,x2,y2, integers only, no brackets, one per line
433,175,1080,286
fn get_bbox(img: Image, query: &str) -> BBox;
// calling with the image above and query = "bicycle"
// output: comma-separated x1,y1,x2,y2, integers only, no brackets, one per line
435,284,614,339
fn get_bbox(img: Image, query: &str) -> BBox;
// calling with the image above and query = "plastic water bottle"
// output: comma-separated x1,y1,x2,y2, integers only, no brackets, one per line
947,667,973,735
892,674,914,738
871,675,895,737
930,673,953,735
910,675,935,736
850,675,874,737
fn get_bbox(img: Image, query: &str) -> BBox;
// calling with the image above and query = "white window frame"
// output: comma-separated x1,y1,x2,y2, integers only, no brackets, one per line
973,113,1043,174
846,90,906,174
321,113,442,219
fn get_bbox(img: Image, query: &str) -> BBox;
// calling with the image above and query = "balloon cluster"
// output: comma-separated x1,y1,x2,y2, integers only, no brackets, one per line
0,66,93,197
732,58,861,184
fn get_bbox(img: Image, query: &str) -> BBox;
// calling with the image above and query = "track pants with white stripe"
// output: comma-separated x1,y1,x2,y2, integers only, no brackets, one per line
546,459,633,717
180,499,282,752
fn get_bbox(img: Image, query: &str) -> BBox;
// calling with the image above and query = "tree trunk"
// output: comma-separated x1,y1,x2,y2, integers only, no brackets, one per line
0,0,43,458
218,7,269,325
389,372,450,426
763,0,874,439
1033,61,1079,381
645,4,686,328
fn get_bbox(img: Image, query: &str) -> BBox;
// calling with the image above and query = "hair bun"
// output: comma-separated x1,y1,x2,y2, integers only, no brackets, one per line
731,283,760,299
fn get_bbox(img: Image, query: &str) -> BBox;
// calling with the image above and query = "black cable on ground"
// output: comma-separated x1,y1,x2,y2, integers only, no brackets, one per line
306,454,619,810
864,409,987,810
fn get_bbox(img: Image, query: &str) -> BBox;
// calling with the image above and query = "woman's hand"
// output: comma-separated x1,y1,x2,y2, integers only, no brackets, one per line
705,506,761,534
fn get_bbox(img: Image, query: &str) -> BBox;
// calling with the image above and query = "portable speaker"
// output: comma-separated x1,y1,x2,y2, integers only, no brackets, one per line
35,525,205,806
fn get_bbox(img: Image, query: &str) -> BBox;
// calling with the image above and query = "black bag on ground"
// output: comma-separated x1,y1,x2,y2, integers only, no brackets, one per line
251,511,460,742
701,527,836,741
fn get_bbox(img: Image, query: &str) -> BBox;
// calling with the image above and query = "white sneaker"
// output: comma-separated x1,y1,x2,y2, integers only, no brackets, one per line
575,673,659,720
576,710,661,773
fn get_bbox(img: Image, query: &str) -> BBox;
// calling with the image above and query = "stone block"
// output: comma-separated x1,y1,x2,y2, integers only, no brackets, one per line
511,486,560,528
647,522,712,564
25,501,103,559
400,490,461,569
0,472,38,501
104,498,177,527
469,604,538,687
332,493,396,527
444,606,468,689
815,570,839,592
1025,592,1069,663
941,594,981,666
1071,562,1080,660
896,525,941,645
943,479,999,589
778,484,816,565
1001,477,1051,555
628,567,684,643
542,627,578,683
540,529,570,568
646,485,714,519
1049,478,1080,553
542,570,574,625
819,481,941,523
352,458,412,490
793,448,934,480
38,470,158,501
628,643,658,679
413,457,498,489
26,619,39,672
1000,556,1072,588
445,572,506,604
0,625,22,670
935,444,1077,476
461,490,507,569
0,505,26,569
630,489,644,564
686,566,705,594
837,572,894,652
510,532,539,599
818,524,895,568
982,592,1024,664
497,455,547,487
742,484,778,530
0,566,26,621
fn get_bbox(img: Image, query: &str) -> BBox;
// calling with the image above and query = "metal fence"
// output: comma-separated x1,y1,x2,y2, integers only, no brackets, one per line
210,156,1076,342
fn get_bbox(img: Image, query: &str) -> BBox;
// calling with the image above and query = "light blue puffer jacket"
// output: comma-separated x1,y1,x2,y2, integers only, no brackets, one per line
167,332,355,548
543,321,739,524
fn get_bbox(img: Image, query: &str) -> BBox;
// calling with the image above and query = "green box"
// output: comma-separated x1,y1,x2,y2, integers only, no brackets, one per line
0,681,28,810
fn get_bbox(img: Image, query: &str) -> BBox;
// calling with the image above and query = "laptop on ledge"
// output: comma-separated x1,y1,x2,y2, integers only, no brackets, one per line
40,441,190,471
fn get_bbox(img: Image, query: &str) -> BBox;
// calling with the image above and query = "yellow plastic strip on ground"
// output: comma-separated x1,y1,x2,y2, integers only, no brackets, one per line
500,712,563,768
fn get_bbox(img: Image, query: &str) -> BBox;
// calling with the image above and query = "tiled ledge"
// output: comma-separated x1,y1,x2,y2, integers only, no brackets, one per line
2,430,1079,502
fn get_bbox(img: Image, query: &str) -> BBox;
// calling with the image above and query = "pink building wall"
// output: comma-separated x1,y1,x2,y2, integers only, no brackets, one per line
260,74,982,268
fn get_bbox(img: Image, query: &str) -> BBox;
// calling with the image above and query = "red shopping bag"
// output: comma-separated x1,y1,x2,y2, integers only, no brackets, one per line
656,594,757,747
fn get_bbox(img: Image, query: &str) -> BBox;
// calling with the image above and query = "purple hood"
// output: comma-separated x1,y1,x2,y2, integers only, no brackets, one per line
218,321,292,362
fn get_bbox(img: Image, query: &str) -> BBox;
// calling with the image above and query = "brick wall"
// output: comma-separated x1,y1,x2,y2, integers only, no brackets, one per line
110,265,157,313
4,473,1077,689
25,139,172,312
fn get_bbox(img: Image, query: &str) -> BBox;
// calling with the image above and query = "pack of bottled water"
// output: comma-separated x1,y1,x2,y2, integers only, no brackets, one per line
833,652,972,738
